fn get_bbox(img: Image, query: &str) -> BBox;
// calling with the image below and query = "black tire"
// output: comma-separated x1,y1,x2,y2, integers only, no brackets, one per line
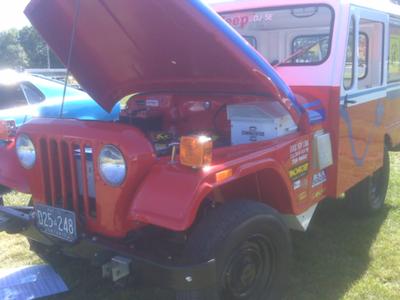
176,200,292,300
346,148,390,215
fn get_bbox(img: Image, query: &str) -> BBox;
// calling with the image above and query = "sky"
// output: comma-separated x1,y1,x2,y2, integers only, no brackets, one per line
0,0,31,32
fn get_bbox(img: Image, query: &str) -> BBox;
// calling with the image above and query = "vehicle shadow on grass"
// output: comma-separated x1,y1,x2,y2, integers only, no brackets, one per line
286,198,389,300
43,198,388,300
44,257,175,300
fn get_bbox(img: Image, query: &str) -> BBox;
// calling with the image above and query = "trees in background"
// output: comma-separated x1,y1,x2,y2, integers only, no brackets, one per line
0,29,28,69
0,26,62,69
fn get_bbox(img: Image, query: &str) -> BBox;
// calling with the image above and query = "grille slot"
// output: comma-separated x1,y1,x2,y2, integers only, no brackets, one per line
38,139,96,218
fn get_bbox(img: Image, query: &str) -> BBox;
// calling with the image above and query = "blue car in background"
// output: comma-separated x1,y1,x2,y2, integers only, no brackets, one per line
0,69,120,195
0,70,120,126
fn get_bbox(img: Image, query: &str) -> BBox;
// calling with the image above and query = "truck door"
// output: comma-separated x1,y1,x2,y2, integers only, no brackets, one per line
337,7,389,194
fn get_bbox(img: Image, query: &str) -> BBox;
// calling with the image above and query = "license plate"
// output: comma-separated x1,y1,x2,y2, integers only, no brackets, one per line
35,204,77,242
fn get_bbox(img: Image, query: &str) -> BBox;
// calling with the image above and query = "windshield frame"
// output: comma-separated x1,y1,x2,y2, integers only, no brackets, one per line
220,4,336,67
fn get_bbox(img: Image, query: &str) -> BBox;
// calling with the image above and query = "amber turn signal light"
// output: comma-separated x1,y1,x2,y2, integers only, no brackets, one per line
216,168,233,183
180,135,212,168
0,120,16,141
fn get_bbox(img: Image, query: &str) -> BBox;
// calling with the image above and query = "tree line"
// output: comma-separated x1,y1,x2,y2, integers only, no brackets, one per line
0,26,63,70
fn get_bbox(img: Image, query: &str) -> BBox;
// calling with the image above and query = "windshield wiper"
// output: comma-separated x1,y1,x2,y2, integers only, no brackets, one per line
273,36,328,67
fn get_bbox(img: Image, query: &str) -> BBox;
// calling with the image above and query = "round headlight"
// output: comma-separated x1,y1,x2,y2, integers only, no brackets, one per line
98,145,126,186
16,134,36,169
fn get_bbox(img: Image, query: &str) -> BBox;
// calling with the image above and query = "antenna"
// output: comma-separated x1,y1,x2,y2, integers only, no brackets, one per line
59,0,82,119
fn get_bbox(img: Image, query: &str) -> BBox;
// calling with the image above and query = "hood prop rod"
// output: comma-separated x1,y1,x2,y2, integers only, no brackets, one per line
59,0,82,119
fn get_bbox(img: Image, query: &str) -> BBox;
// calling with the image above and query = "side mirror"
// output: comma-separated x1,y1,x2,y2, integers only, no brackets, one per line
0,120,16,141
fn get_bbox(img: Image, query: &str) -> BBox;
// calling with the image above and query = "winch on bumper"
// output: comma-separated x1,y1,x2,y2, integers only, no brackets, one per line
0,197,217,293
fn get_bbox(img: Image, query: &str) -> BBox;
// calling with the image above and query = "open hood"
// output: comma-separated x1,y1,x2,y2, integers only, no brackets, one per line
25,0,299,114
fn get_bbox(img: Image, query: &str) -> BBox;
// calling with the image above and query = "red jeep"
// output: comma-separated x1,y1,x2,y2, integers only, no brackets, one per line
1,0,398,299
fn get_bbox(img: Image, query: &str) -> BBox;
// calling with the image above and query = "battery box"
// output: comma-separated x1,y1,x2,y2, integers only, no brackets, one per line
227,101,297,145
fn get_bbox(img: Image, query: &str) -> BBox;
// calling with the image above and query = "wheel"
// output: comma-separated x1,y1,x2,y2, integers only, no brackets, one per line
176,200,292,300
346,148,390,215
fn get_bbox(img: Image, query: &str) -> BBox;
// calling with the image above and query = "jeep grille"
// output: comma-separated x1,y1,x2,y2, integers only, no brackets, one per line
38,138,97,218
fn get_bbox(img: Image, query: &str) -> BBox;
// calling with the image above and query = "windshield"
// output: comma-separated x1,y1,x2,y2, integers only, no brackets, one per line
220,5,334,66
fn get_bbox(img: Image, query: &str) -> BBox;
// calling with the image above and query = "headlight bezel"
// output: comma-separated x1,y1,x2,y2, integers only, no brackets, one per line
98,144,127,187
16,134,37,169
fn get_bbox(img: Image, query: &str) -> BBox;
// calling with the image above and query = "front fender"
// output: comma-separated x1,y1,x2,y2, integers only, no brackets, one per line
127,157,294,232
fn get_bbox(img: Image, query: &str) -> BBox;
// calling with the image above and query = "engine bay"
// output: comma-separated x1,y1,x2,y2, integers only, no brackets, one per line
119,93,298,156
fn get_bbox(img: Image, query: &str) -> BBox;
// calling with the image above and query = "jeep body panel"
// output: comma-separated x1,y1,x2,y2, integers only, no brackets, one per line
20,118,156,237
129,132,319,231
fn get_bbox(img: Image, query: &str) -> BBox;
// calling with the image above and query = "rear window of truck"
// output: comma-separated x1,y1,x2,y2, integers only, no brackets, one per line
221,5,334,66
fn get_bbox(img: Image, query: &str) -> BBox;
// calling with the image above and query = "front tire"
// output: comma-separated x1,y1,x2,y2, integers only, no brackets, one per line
346,148,390,215
177,200,291,300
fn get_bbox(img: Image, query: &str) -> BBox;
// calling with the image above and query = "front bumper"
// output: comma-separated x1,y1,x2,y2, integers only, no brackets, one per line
0,198,217,292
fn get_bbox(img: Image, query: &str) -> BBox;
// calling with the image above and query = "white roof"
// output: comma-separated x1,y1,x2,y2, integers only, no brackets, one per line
208,0,400,17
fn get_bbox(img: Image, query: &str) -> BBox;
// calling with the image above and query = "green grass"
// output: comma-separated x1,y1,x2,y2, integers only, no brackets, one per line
1,154,400,299
288,154,400,300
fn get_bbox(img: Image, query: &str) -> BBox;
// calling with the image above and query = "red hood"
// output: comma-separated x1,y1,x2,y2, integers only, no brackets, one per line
25,0,298,113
